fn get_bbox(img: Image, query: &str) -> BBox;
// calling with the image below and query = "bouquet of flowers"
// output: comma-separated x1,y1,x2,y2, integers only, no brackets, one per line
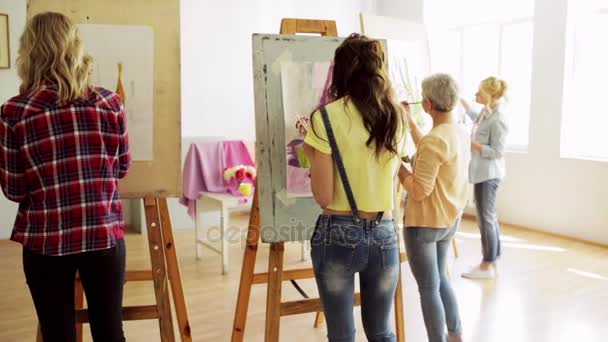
223,165,256,196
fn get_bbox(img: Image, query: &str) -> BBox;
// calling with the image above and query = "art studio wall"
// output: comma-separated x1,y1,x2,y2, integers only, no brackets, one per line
179,0,608,243
1,0,606,243
423,0,608,244
0,0,26,239
488,0,608,244
171,0,376,230
180,0,375,140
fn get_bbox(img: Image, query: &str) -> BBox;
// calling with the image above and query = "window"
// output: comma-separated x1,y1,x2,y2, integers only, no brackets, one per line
561,1,608,161
461,24,500,99
426,0,534,149
429,30,461,84
500,20,534,150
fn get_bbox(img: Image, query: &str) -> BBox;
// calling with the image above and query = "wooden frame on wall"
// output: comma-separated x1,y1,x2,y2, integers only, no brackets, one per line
0,13,9,69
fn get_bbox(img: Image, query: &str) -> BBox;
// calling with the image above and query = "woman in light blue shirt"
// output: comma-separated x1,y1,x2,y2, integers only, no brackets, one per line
460,77,509,280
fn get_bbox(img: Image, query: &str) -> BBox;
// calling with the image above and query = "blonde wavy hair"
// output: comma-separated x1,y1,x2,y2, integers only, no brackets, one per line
17,12,93,103
480,76,508,106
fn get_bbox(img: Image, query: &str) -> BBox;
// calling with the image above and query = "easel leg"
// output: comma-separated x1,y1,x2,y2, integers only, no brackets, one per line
300,240,310,262
221,205,229,274
36,325,43,342
453,239,460,258
394,253,406,342
75,276,84,342
231,190,260,342
265,242,284,342
158,198,192,341
143,197,175,342
314,312,324,328
195,200,202,260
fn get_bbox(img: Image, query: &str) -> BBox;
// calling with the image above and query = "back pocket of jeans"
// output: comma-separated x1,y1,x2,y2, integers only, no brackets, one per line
379,234,399,269
322,226,361,272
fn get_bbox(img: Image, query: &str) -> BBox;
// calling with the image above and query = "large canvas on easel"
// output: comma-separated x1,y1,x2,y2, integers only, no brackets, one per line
28,0,181,198
253,34,342,243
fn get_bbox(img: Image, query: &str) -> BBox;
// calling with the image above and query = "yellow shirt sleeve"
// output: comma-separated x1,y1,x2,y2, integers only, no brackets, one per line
404,135,447,201
398,119,409,158
304,110,331,155
399,131,408,158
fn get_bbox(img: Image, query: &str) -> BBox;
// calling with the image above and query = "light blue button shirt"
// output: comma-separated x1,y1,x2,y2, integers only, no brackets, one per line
466,106,509,184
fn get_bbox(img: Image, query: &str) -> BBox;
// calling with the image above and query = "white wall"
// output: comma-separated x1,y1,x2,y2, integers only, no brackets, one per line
180,0,375,140
375,0,608,244
0,0,27,239
9,0,602,242
497,0,608,244
376,0,423,21
423,0,608,243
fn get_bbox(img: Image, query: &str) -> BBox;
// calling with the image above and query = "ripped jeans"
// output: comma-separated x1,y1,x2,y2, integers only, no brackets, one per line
311,215,400,342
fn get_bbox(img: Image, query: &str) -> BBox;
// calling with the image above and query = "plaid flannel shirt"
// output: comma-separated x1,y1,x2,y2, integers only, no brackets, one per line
0,85,131,256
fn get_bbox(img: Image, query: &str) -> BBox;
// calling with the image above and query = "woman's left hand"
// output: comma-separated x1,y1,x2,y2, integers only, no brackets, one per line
398,162,412,181
471,141,483,153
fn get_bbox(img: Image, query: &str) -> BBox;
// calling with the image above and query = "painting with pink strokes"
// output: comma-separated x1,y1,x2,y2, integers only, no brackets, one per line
281,60,333,198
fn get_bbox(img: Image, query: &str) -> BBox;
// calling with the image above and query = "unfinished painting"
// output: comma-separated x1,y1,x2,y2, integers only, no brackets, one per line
78,24,154,161
387,39,428,127
281,61,332,198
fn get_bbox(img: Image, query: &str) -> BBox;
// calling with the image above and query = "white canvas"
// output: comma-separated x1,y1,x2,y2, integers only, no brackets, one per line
78,24,154,161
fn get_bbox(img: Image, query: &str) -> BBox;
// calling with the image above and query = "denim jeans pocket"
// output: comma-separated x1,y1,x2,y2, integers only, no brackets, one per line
379,232,399,269
310,216,329,271
322,225,362,272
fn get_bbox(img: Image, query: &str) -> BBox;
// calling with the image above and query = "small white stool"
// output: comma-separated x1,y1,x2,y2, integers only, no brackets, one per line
194,192,252,274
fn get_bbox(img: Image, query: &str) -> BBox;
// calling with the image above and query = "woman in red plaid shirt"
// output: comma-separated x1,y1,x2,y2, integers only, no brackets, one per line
0,12,130,342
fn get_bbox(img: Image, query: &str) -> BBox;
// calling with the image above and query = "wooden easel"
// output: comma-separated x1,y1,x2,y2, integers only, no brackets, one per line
37,197,192,342
231,18,407,342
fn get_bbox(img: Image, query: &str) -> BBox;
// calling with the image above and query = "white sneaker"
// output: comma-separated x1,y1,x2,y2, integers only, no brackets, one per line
461,265,496,279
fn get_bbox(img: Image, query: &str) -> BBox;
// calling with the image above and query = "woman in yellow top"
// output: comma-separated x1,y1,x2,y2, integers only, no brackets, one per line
304,33,405,342
399,74,470,342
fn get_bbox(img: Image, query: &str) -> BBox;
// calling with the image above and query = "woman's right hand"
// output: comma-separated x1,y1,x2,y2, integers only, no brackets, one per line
401,101,414,122
460,98,471,111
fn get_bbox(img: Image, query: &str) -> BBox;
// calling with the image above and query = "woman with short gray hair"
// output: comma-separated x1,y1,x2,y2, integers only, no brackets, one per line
399,73,469,342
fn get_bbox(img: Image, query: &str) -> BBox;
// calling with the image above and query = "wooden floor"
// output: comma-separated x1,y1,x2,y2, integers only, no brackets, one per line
1,215,608,342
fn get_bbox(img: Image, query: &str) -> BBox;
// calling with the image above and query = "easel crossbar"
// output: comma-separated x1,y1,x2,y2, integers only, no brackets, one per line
252,268,315,284
280,294,362,317
76,305,159,323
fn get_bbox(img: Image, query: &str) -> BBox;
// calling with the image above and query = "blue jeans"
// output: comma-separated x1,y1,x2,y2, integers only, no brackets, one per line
311,215,400,342
474,179,502,262
405,219,463,342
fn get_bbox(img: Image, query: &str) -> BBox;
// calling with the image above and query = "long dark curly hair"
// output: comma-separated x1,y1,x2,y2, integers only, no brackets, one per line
313,33,403,156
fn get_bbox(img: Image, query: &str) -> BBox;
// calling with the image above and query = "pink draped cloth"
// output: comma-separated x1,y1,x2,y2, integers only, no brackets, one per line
179,140,255,219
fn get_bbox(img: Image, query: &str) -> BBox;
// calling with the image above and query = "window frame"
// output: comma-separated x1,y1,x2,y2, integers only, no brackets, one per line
447,16,534,151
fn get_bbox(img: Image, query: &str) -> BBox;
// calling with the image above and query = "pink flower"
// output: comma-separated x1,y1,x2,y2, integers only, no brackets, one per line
235,169,245,182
